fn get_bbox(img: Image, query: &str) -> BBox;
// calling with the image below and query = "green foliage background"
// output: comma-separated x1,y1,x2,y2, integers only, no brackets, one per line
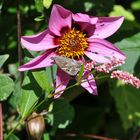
0,0,140,140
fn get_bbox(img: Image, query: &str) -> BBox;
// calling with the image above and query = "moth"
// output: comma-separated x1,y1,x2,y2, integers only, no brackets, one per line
52,56,82,76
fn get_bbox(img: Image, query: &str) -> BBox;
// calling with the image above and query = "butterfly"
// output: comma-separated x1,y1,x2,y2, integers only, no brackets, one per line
52,56,82,76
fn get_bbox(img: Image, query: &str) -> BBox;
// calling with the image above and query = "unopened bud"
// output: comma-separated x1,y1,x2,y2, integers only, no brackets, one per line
26,112,45,140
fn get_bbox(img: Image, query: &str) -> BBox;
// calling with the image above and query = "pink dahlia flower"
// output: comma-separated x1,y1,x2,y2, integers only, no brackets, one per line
19,4,126,97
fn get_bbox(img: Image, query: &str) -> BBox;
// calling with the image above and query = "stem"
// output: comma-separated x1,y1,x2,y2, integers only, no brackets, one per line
132,128,140,140
50,67,55,84
5,119,23,139
60,133,118,140
0,103,3,140
16,0,23,83
96,75,110,80
48,83,78,98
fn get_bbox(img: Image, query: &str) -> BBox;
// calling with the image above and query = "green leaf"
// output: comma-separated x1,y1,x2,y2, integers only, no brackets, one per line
43,133,50,140
43,0,53,9
20,73,41,118
19,5,29,14
116,32,140,73
7,7,16,13
9,80,22,111
109,5,135,21
32,65,56,95
8,64,18,78
47,98,75,129
110,80,140,129
0,54,9,68
131,0,140,10
6,134,20,140
0,74,14,101
34,14,44,21
34,0,44,13
84,2,94,12
32,70,52,94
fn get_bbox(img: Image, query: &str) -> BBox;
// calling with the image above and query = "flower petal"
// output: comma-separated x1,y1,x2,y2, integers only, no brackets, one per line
21,29,58,51
90,16,124,39
54,68,70,98
85,38,126,63
72,13,98,37
49,4,72,36
18,50,56,71
80,73,97,95
72,13,98,24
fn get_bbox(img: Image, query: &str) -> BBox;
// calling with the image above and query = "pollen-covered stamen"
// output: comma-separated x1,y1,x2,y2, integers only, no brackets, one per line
57,28,88,58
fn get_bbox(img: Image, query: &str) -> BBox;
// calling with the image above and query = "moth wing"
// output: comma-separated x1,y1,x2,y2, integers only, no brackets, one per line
53,56,83,76
67,59,82,76
53,56,72,75
53,56,67,68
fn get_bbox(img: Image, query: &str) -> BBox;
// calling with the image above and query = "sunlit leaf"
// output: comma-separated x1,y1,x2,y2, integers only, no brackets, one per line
43,133,50,140
34,0,44,13
116,32,140,74
0,74,14,101
43,0,53,9
84,2,94,12
0,54,9,68
131,0,140,10
34,14,44,21
32,70,52,94
109,5,135,21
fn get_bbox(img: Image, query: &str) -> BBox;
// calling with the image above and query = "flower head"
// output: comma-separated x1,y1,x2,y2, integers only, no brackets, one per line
111,70,140,89
19,4,126,98
94,57,125,73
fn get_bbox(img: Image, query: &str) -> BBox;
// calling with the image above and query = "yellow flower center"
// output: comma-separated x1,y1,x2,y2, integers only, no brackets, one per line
56,28,88,58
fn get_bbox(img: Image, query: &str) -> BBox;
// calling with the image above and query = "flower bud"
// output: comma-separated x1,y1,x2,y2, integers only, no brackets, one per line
26,112,45,140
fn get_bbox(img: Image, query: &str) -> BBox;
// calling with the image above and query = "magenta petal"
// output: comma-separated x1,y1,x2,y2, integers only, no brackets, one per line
90,16,124,39
18,50,56,71
54,68,70,98
49,4,72,36
72,13,98,37
72,13,98,24
80,73,97,95
21,29,58,51
85,38,126,63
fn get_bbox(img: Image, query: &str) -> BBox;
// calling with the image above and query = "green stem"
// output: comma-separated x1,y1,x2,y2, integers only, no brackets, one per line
96,75,110,80
0,103,3,140
5,118,23,139
48,83,78,98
